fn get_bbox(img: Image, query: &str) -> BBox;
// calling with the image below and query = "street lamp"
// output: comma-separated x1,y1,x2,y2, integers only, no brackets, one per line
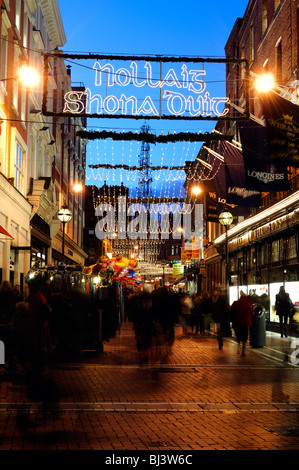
18,65,40,88
57,204,72,261
73,183,83,192
1,65,40,88
219,211,233,294
254,73,275,93
191,185,202,197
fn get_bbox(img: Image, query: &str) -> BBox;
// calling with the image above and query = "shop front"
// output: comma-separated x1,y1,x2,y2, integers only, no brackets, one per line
0,173,32,290
214,192,299,332
30,214,52,269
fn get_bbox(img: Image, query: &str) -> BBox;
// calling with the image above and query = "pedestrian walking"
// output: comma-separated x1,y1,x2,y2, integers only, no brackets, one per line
191,292,201,335
275,286,293,338
230,291,254,356
180,293,193,335
212,288,229,350
199,291,213,336
13,284,24,303
0,281,16,325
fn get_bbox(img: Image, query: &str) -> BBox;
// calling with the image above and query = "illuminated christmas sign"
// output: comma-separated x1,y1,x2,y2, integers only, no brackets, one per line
42,53,249,121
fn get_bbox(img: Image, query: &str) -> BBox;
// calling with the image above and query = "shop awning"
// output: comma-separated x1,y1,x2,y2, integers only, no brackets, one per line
169,268,198,286
0,225,14,239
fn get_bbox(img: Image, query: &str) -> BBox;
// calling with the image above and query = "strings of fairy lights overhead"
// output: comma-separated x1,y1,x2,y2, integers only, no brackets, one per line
86,133,211,200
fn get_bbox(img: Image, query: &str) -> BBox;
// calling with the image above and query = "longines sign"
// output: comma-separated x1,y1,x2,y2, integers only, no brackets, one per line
42,53,249,121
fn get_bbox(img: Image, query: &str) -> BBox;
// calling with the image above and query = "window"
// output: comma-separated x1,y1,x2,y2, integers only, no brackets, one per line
20,89,26,122
15,0,21,32
12,46,22,112
262,0,267,34
250,23,254,62
275,39,282,84
23,11,28,50
15,142,24,192
272,239,280,263
263,59,269,71
286,235,297,259
241,45,245,80
0,22,8,82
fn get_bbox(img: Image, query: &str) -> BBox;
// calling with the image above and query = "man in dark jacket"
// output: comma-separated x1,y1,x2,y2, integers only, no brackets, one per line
212,288,230,350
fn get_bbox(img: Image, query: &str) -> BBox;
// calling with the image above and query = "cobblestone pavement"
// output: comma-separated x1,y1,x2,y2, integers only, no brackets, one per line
0,323,298,452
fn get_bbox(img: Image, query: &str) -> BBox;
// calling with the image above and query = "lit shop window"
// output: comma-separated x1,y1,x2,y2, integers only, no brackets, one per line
271,239,280,263
31,248,46,268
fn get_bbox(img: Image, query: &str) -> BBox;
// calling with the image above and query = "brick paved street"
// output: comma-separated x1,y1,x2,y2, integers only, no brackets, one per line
0,323,298,453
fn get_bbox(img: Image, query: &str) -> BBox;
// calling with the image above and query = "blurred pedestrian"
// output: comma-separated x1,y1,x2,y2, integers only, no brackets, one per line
25,275,50,374
180,293,193,335
13,284,24,303
48,274,73,358
212,288,229,350
191,292,202,335
18,274,59,425
0,281,16,325
199,291,213,336
230,291,253,356
275,286,293,338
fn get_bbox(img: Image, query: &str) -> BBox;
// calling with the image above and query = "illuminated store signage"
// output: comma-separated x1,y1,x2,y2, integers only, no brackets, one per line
42,54,249,121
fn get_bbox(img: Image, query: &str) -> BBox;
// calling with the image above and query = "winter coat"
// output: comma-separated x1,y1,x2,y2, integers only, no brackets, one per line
230,296,253,328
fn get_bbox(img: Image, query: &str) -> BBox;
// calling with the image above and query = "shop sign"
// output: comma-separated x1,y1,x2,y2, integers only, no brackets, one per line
173,261,184,277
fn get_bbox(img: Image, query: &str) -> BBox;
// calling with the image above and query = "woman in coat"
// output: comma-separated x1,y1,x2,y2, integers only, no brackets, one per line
230,291,253,356
275,286,292,338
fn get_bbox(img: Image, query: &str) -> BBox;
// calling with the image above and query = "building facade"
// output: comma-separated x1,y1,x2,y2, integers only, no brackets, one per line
0,0,87,293
203,0,299,326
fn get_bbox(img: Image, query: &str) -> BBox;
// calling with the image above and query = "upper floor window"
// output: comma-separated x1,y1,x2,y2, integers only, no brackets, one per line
250,23,255,62
275,39,282,84
15,142,24,192
15,0,21,32
20,89,26,122
23,11,28,50
0,23,8,82
241,45,246,80
263,59,269,71
262,0,267,34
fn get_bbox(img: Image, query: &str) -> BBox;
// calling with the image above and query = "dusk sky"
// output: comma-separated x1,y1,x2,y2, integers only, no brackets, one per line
58,0,249,197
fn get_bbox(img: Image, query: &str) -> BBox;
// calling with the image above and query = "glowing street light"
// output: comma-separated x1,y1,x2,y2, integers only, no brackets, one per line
191,185,202,197
219,211,234,227
18,65,40,88
73,183,83,193
57,204,72,261
255,73,275,93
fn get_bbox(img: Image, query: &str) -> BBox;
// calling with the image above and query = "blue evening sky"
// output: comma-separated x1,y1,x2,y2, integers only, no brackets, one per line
58,0,249,197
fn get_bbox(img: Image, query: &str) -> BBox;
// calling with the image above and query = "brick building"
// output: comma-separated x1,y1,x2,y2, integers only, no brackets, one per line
193,0,299,328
